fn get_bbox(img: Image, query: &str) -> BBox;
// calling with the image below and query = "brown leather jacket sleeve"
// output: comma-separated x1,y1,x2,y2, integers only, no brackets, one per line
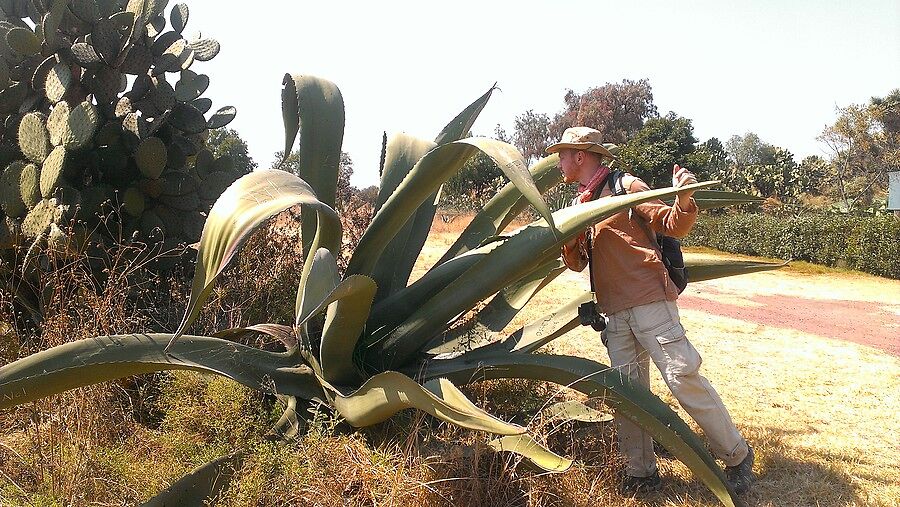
628,178,698,238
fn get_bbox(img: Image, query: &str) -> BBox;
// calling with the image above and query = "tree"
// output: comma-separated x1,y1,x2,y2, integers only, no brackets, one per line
550,78,658,145
206,128,258,174
617,112,698,189
513,110,553,165
817,91,900,210
725,133,776,168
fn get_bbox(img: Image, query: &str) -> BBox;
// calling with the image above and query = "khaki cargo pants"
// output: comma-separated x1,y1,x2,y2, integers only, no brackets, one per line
604,299,749,477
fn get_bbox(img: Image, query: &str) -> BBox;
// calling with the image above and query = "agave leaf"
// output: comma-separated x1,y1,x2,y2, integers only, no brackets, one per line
436,154,561,266
371,182,716,369
368,239,504,336
295,247,340,328
374,133,437,213
544,400,614,423
267,395,303,440
296,275,377,328
369,133,437,300
488,433,573,472
474,258,566,333
0,334,323,410
347,138,552,277
319,275,376,385
319,371,524,435
503,292,590,354
212,323,297,349
364,84,498,296
424,258,566,356
663,189,763,210
422,352,739,507
433,84,495,146
685,258,788,282
141,451,243,507
169,170,340,352
280,74,345,257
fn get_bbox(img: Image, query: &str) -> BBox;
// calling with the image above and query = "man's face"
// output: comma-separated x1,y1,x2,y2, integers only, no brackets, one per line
558,149,580,183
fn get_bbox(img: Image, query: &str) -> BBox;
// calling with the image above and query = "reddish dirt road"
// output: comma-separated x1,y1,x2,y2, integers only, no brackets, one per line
673,259,900,356
679,289,899,356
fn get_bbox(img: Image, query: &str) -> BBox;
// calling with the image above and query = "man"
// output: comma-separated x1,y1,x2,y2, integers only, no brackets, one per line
547,127,755,495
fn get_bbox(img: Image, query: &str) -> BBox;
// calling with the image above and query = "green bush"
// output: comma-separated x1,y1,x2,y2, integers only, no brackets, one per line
685,213,900,279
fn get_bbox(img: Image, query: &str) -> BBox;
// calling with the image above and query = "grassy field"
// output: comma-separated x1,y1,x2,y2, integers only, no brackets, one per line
0,216,897,506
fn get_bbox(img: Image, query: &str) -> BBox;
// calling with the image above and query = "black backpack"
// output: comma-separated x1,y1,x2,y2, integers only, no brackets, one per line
605,170,688,293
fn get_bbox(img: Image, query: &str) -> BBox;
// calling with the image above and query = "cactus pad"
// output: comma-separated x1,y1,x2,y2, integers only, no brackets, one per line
170,102,206,134
121,186,144,216
0,215,21,249
174,70,208,102
22,198,63,239
170,3,190,32
19,162,40,207
71,0,101,24
47,101,70,146
188,38,219,61
6,27,41,55
45,62,72,103
134,136,167,178
207,106,236,129
70,42,102,67
1,160,27,218
63,101,99,149
40,145,67,198
18,112,50,163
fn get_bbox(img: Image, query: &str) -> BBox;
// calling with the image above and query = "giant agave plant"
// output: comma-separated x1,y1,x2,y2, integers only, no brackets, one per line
0,74,780,506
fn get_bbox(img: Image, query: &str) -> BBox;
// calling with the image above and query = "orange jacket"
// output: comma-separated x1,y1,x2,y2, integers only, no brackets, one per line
561,174,698,315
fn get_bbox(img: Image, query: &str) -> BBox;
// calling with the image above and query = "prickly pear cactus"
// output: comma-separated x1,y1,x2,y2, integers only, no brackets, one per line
0,0,243,265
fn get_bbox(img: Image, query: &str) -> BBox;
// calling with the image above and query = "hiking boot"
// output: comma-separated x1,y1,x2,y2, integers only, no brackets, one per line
620,470,662,495
725,445,756,494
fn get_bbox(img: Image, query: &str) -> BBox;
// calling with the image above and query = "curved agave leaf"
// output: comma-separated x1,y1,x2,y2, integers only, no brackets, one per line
141,451,243,507
319,275,377,385
169,170,340,352
686,258,788,282
0,334,322,410
365,84,500,298
367,239,504,336
346,138,552,277
371,182,716,369
422,352,740,507
434,291,589,359
320,371,524,435
267,395,303,440
280,74,345,257
425,258,566,356
474,258,566,333
213,323,297,349
370,133,437,300
488,433,573,473
296,275,378,328
435,154,562,266
544,400,614,423
295,247,340,327
663,189,764,210
433,84,496,146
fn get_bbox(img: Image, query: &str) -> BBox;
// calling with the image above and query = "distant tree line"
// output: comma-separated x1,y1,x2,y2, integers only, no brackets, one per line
445,80,899,215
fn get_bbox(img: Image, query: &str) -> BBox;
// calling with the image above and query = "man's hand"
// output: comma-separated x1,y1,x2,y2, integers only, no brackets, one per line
673,164,697,208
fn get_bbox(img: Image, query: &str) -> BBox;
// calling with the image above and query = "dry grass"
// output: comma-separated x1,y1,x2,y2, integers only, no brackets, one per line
0,212,897,506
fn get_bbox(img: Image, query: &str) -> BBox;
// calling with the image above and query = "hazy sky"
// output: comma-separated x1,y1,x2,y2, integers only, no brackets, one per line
184,0,899,187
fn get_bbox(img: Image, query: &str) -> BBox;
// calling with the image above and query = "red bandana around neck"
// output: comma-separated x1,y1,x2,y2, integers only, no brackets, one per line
577,166,611,203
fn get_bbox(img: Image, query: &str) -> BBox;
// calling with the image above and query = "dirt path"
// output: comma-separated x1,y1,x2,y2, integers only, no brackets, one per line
675,255,900,356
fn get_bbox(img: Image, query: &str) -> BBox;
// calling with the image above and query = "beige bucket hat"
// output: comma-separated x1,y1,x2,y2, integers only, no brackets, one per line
546,127,615,159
